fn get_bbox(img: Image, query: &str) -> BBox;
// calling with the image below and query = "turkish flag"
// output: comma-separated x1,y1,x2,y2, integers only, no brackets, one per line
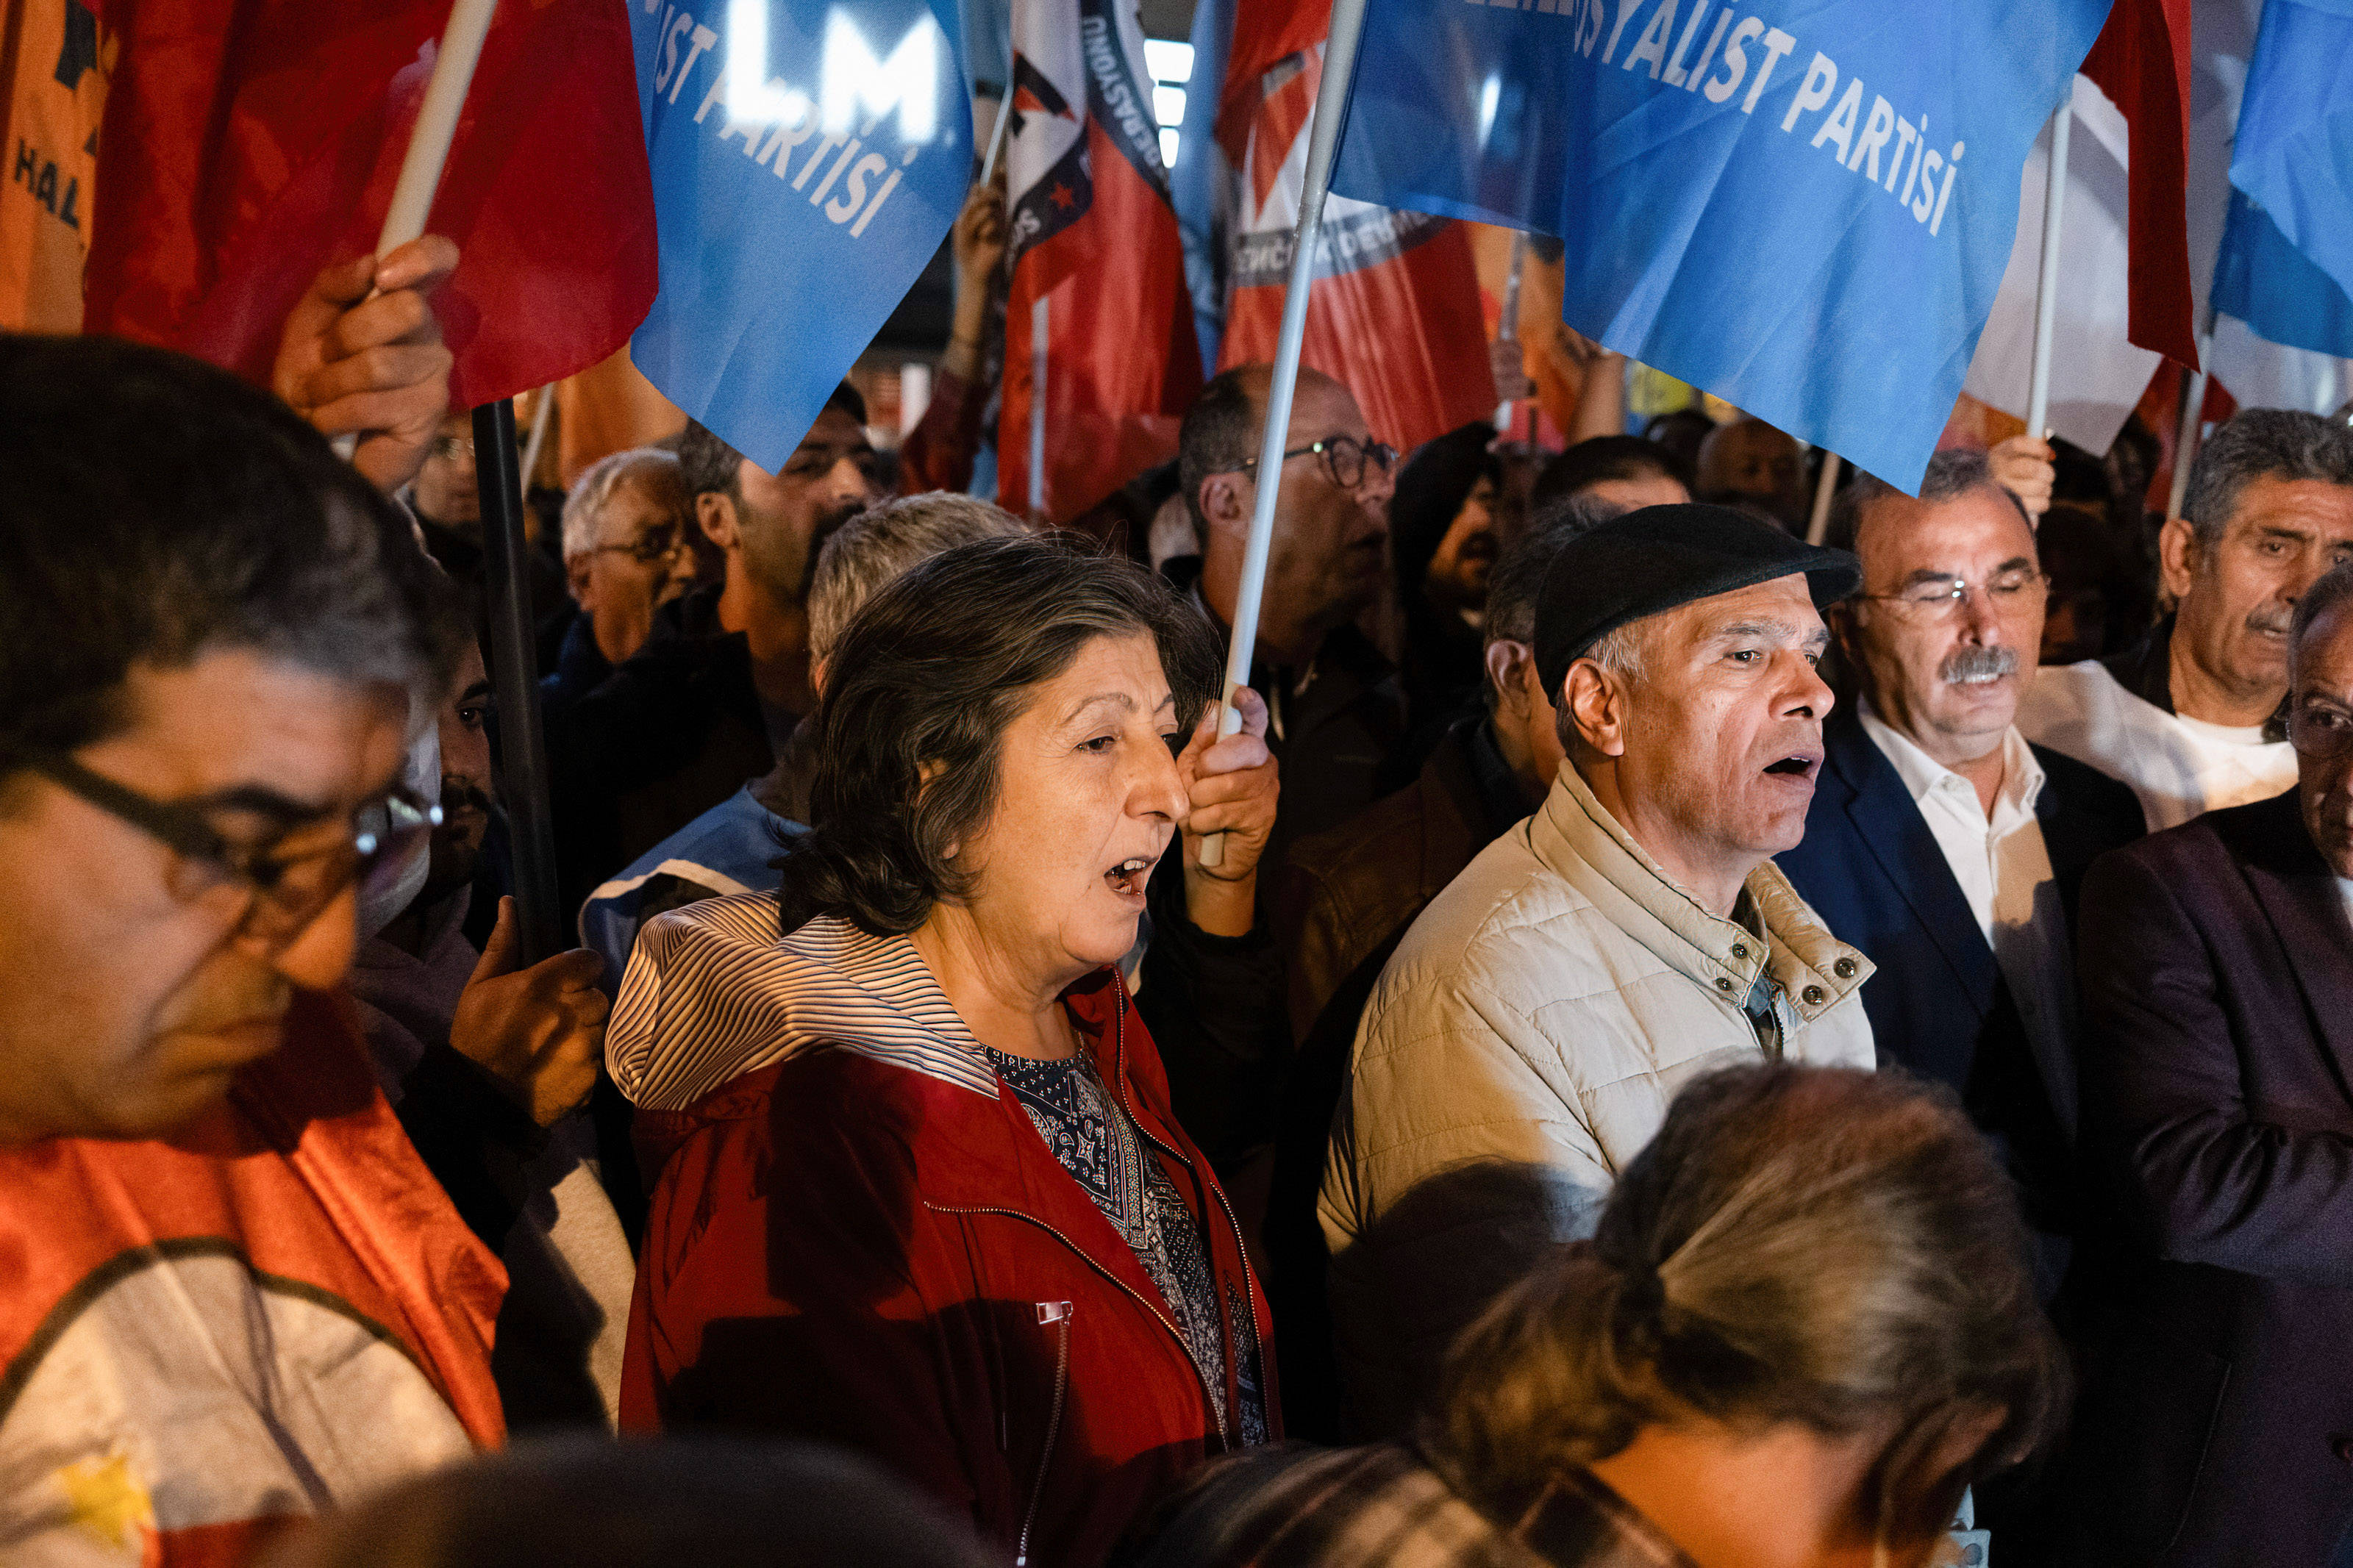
2079,0,2196,366
79,0,656,407
1211,0,1494,454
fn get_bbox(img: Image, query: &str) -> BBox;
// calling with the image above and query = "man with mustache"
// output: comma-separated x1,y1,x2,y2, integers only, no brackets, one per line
2019,409,2353,830
354,641,632,1429
1775,451,2143,1299
2041,561,2353,1564
1318,505,1875,1435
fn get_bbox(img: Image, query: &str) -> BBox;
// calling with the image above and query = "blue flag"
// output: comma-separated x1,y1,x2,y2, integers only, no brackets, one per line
2211,0,2353,359
629,0,972,470
1331,0,2105,491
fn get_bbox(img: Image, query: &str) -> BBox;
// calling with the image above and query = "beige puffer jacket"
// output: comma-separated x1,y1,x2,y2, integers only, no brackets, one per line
1316,765,1875,1435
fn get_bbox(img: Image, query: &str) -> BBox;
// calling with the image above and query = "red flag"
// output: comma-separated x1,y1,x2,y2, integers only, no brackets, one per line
997,0,1202,525
1212,0,1495,452
81,0,655,407
2079,0,2196,366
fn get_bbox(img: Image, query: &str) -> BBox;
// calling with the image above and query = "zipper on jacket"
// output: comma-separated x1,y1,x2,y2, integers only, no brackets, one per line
1016,1300,1074,1568
921,1200,1229,1442
1108,984,1267,1440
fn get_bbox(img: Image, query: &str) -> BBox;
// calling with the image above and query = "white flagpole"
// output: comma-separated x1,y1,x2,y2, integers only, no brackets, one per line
2168,309,2218,520
1199,0,1371,869
2023,82,2075,442
1493,230,1529,432
331,0,499,461
1028,292,1049,516
518,383,556,500
1807,451,1841,545
979,85,1014,187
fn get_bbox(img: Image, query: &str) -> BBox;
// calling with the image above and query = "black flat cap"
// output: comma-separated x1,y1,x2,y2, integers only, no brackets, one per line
1534,504,1861,697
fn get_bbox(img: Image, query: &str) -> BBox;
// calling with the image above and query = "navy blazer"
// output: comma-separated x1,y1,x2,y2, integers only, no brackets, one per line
1774,706,2142,1204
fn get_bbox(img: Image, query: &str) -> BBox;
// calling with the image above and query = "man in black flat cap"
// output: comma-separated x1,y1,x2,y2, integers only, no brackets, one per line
1317,503,1877,1436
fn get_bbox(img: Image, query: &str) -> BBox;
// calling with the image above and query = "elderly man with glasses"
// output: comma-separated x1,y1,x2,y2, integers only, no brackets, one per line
546,448,697,704
1174,365,1407,865
0,335,512,1561
1777,453,2142,1299
2038,560,2353,1564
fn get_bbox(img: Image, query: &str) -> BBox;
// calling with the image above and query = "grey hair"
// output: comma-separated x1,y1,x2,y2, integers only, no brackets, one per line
806,493,1030,663
1425,1063,2065,1553
1824,447,2028,558
2292,560,2353,676
2184,408,2353,547
560,448,687,562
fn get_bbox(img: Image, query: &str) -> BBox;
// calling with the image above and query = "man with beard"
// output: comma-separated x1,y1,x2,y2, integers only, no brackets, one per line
352,641,634,1428
2019,409,2353,830
1318,504,1874,1435
544,385,882,910
1776,451,2143,1296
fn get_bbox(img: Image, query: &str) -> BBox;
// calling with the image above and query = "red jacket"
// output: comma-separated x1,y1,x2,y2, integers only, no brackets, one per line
617,906,1278,1568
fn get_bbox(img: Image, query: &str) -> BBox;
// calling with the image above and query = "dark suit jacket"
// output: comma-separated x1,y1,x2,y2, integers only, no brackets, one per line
1774,707,2142,1231
2046,791,2353,1567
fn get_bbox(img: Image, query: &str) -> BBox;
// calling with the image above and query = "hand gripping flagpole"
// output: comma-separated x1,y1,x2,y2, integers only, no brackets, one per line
2023,81,2074,444
1199,0,1371,870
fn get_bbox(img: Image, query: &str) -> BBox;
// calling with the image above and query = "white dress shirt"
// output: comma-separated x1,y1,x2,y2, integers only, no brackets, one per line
1859,704,2077,1072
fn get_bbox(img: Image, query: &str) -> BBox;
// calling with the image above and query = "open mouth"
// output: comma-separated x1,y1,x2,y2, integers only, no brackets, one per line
1763,754,1818,781
1104,856,1154,900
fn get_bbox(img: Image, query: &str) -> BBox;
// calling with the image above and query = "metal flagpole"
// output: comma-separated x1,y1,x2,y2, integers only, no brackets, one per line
2024,82,2074,443
331,0,499,462
2168,307,2218,520
1199,0,1371,869
1493,230,1529,432
1806,451,1841,545
473,397,564,964
1028,293,1049,516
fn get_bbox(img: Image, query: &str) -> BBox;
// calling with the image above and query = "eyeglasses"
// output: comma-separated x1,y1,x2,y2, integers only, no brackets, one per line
591,522,685,565
1860,569,2048,619
19,751,440,946
2290,701,2353,762
429,434,476,464
1227,434,1398,493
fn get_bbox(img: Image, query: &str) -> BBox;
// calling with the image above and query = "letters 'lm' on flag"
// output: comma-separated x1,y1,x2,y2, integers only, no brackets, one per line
1211,0,1495,456
996,0,1200,524
1,0,107,334
2210,0,2353,364
1331,0,2109,493
83,0,654,407
631,0,971,473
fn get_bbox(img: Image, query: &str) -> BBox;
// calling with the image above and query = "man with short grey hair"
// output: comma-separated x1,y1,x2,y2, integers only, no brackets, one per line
1320,504,1876,1435
2020,407,2353,828
579,493,1029,992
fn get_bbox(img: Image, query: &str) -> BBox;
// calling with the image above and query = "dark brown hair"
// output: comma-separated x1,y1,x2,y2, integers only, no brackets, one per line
1427,1063,2065,1551
776,533,1218,936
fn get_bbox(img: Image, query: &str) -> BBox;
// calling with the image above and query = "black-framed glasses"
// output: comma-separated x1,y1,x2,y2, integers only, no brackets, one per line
1860,568,2048,620
20,751,440,945
2290,700,2353,762
1227,434,1398,492
592,520,685,566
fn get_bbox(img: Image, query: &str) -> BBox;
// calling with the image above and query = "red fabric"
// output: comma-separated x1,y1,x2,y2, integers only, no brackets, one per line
999,133,1202,525
0,989,504,1566
898,366,987,497
81,0,655,406
1213,30,1496,453
623,971,1279,1568
2080,0,2196,368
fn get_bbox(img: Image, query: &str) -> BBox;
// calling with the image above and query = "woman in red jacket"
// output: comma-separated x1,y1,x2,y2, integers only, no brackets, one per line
613,534,1280,1567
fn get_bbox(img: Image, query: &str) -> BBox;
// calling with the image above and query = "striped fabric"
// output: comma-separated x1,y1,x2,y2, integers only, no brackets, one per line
606,895,1001,1111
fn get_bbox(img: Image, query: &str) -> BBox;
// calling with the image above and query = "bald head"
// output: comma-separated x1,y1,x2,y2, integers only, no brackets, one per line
1697,418,1804,531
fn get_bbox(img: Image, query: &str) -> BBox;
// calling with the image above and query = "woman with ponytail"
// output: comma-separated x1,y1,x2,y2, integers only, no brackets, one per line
1132,1062,2065,1568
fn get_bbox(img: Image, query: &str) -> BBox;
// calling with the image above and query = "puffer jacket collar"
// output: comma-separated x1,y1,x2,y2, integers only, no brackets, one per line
1533,767,1871,1027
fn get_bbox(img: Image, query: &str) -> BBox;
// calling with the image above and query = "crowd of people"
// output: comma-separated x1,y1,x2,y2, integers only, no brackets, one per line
7,210,2353,1568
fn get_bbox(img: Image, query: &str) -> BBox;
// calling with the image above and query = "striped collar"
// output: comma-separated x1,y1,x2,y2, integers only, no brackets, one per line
606,895,1003,1111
